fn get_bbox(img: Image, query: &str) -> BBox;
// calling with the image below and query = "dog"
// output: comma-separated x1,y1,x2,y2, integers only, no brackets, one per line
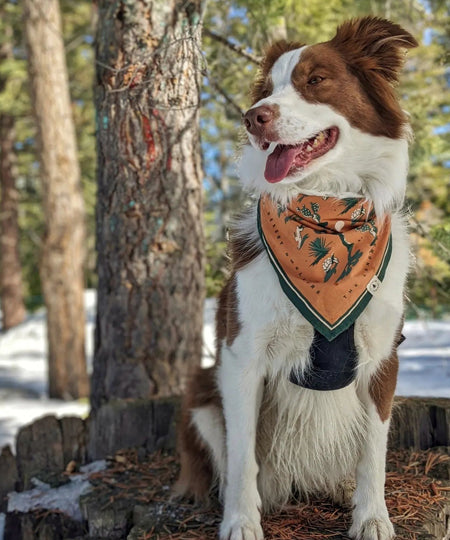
175,16,417,540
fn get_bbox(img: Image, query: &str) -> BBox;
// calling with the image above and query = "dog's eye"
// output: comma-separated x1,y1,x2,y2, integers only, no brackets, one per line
308,76,324,85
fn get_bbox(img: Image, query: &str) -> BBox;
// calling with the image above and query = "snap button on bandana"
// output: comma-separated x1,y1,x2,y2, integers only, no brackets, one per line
258,193,392,341
367,275,382,295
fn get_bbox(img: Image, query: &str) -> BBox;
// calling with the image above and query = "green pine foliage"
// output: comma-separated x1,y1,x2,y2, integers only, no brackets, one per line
0,0,96,306
309,237,330,266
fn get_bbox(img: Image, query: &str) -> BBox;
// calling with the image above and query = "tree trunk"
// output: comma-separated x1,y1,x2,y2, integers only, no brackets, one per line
23,0,88,399
0,114,25,331
0,29,26,331
0,19,26,331
93,0,205,409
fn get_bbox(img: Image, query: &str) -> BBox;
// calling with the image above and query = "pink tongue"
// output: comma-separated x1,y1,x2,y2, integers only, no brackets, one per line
264,145,304,183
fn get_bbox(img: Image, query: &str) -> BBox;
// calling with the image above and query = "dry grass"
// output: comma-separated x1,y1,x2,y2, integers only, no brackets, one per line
87,448,449,540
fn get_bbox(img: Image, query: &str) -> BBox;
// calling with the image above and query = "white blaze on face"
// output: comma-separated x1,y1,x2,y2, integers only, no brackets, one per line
270,47,306,93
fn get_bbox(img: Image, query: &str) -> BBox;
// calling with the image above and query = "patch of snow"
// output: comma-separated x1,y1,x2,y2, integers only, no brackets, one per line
397,320,450,398
6,460,106,523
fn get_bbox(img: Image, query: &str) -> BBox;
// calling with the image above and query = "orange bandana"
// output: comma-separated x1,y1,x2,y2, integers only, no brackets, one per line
258,193,392,341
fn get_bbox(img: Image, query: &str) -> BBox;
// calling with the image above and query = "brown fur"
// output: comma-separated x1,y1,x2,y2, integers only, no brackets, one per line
369,320,405,422
329,17,418,139
228,214,264,271
369,350,399,423
290,42,404,138
174,366,222,501
216,273,241,348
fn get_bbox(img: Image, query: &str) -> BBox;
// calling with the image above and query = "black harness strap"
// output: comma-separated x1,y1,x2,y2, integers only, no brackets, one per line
289,324,359,391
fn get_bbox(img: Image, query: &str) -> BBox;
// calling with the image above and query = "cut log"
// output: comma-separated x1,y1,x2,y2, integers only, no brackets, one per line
16,416,64,491
4,510,86,540
87,397,178,461
60,416,87,468
390,397,450,450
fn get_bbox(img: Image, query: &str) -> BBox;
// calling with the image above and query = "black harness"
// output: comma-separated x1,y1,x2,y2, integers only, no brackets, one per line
289,325,406,391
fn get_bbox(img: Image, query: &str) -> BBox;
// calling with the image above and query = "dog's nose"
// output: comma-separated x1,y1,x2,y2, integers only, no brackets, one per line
243,105,275,136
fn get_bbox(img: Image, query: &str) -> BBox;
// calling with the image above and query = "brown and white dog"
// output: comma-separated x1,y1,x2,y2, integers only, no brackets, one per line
176,17,417,540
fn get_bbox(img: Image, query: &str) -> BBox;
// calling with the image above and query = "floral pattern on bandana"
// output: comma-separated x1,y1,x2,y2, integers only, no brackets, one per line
258,193,392,341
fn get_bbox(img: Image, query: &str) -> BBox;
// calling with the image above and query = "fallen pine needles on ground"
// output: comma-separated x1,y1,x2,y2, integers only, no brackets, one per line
85,447,449,540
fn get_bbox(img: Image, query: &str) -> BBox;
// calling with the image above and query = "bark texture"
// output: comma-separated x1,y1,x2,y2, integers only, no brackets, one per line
0,27,26,331
93,0,205,408
23,0,88,398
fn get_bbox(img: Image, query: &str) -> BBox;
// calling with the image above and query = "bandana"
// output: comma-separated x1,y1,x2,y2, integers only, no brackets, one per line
257,193,392,342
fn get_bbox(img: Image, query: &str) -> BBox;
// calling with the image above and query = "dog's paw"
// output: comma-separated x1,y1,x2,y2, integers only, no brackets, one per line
349,516,395,540
220,517,264,540
330,478,355,506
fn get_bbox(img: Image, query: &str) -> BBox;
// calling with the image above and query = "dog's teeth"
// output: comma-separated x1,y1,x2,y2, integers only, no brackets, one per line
306,145,313,152
267,142,277,153
313,139,320,147
316,132,325,143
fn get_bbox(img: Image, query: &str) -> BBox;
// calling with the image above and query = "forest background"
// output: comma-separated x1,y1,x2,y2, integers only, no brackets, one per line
0,0,449,321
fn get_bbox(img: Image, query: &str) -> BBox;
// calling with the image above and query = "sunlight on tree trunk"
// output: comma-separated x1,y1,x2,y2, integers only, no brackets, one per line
92,0,205,409
23,0,88,399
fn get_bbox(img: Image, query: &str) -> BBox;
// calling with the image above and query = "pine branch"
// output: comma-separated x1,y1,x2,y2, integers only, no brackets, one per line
203,27,262,66
207,76,245,118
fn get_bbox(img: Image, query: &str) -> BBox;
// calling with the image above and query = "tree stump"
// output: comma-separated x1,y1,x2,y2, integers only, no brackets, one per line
87,398,178,461
390,397,450,450
4,510,85,540
16,416,64,491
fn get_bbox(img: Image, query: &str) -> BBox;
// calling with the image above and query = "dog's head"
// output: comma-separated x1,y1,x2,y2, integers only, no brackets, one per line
239,17,418,215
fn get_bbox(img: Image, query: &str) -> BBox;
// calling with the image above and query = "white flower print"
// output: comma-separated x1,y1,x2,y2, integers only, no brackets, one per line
351,206,366,221
323,255,339,272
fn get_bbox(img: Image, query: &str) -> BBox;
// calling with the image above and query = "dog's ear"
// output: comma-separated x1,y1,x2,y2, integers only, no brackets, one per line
331,16,418,83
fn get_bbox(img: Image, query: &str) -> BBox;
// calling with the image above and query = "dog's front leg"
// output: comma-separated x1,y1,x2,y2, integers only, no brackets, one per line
218,342,265,540
350,353,398,540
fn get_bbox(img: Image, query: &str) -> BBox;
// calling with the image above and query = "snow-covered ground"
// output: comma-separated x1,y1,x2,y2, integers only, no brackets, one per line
0,292,96,451
0,291,449,452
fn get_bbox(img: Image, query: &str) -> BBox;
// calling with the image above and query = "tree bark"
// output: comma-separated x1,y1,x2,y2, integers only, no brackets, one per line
93,0,205,409
23,0,88,399
0,23,26,331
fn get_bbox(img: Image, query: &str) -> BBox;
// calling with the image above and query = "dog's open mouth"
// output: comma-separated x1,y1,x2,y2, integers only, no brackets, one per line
264,127,339,184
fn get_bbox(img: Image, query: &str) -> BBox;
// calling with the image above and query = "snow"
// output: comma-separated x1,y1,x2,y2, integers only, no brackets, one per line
0,292,95,451
6,460,106,522
397,320,450,397
0,292,449,538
